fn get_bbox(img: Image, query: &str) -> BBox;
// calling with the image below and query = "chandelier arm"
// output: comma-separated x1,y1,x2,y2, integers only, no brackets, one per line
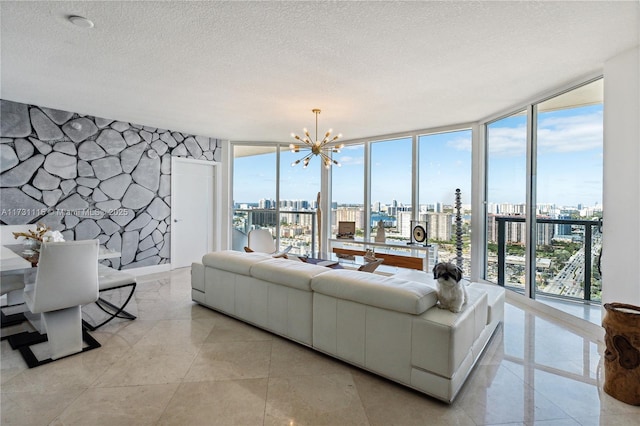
319,151,333,162
293,134,313,146
321,130,332,145
294,134,313,146
292,151,315,167
320,150,341,166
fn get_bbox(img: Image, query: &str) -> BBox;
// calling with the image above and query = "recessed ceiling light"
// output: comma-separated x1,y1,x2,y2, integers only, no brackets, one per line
68,15,94,28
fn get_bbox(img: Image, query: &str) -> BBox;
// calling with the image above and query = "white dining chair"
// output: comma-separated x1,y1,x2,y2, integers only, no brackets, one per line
9,239,101,366
244,229,292,256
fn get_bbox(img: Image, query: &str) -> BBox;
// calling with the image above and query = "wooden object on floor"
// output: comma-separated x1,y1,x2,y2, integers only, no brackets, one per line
602,302,640,405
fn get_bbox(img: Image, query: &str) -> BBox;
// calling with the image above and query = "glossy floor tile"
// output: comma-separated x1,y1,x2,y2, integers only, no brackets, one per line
537,295,602,326
1,267,638,426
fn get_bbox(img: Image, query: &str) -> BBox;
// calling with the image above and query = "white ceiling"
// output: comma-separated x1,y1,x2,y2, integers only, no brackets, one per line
1,1,638,143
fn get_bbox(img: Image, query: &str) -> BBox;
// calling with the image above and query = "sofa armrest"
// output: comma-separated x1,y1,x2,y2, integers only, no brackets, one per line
191,262,205,292
411,290,488,378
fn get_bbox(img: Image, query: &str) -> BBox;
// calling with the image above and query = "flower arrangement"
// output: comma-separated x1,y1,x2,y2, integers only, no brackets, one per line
13,223,65,243
42,230,65,243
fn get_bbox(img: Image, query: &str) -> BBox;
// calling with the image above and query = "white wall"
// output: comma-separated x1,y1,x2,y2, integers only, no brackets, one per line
602,45,640,306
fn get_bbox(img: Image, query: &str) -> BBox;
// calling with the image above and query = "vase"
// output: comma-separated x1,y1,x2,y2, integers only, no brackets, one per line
23,238,41,252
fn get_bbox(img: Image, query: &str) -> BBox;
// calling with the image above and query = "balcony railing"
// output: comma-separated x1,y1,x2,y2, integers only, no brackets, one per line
493,216,602,303
233,208,317,256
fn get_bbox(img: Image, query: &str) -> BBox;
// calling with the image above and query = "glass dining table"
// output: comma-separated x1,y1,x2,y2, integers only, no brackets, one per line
0,243,121,272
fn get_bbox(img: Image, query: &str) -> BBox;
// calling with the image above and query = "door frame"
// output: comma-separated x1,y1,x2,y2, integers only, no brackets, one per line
170,157,222,269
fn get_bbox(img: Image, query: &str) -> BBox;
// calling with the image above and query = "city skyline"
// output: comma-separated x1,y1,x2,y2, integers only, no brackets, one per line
235,198,601,213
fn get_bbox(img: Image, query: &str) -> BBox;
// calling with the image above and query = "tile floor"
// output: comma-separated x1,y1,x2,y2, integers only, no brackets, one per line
537,296,602,326
1,267,639,426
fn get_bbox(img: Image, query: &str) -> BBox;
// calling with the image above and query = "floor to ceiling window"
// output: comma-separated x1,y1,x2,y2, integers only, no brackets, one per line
232,145,277,252
279,149,321,256
331,144,365,239
418,129,472,276
370,137,412,242
232,144,321,256
484,78,603,306
534,79,603,302
485,111,528,290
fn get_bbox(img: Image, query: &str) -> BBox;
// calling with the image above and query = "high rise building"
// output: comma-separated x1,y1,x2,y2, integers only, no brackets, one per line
487,213,526,244
398,211,412,238
334,207,365,231
556,213,573,236
537,221,554,246
419,212,453,241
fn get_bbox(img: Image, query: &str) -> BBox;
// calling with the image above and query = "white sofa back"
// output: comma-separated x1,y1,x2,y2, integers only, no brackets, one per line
198,250,332,346
311,269,438,315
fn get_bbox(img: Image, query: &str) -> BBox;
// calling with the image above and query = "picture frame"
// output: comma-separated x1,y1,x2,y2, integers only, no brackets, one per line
337,221,356,239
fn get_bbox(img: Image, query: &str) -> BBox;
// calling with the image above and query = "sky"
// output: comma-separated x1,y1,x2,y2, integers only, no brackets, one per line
487,104,603,207
234,104,603,208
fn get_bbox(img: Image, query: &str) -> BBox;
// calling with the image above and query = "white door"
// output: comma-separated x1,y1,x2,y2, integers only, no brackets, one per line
171,158,217,269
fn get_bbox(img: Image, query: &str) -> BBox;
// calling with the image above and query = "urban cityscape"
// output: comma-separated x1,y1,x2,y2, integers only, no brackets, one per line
233,198,603,301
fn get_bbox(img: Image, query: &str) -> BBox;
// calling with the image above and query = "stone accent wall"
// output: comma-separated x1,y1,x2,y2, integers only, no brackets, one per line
0,100,220,269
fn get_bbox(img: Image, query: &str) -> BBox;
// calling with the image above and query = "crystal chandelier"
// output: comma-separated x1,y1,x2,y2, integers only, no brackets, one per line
290,109,344,168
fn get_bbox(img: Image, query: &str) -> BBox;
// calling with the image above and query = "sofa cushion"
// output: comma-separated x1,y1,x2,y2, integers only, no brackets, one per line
201,250,271,275
311,269,438,315
97,264,136,290
250,257,330,291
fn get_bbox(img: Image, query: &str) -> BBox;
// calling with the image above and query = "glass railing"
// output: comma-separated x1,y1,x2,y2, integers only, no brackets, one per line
489,217,602,303
233,208,317,256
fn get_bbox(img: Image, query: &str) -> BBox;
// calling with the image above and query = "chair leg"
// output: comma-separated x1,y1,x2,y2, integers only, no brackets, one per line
7,306,101,368
1,310,26,328
83,283,137,331
9,328,100,368
1,287,26,329
42,306,83,360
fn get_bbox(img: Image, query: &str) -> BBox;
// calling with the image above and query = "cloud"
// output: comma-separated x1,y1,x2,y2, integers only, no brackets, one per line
446,136,472,152
487,125,527,157
336,154,364,166
487,110,603,157
335,145,364,166
537,111,603,153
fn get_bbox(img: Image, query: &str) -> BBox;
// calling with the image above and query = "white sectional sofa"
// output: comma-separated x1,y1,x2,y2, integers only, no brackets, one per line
191,250,505,403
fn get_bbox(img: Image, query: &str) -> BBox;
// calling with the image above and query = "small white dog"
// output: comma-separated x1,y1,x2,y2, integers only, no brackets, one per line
433,262,468,313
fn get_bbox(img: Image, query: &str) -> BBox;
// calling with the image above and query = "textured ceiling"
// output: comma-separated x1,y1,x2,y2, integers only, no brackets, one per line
1,1,638,143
